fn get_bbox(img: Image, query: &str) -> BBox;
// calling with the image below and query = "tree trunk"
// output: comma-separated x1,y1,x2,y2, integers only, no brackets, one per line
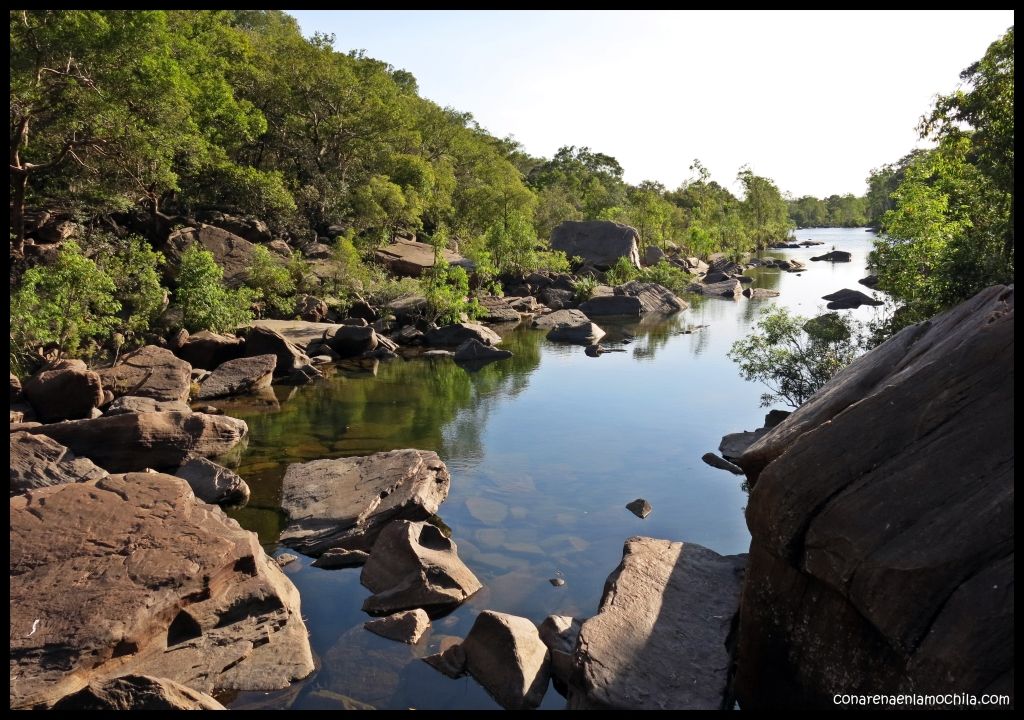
11,172,28,256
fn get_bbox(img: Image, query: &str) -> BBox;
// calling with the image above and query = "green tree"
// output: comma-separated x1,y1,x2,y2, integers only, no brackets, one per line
174,245,253,332
738,168,792,252
246,245,295,317
97,235,168,342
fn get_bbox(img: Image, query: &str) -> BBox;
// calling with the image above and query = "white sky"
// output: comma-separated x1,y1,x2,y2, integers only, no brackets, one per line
288,10,1013,198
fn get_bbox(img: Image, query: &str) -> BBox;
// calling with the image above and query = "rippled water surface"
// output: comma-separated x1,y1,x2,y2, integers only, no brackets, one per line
222,228,880,710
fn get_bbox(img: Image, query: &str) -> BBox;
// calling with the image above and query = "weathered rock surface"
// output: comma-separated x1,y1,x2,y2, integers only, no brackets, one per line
643,245,666,267
164,224,261,287
295,294,329,322
9,472,314,709
10,431,107,495
276,363,324,386
625,498,652,518
534,309,606,344
196,354,276,400
821,287,884,309
96,346,192,403
858,274,879,288
51,675,226,710
476,296,522,324
174,456,250,506
568,537,746,710
197,211,273,245
326,325,378,358
460,610,551,710
719,429,771,462
312,548,370,569
105,396,192,416
453,338,513,363
11,372,23,404
424,322,502,348
734,284,1014,708
539,615,583,687
242,326,310,375
374,239,472,277
538,286,576,311
701,452,744,475
174,330,244,371
581,281,686,317
686,279,743,298
26,411,248,473
364,609,431,644
280,450,450,556
742,287,780,299
22,359,104,423
550,220,641,270
810,250,852,262
360,520,482,614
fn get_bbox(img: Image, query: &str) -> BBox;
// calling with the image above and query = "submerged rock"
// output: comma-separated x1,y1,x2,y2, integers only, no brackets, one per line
810,250,852,262
364,609,431,644
461,610,551,710
534,309,606,345
312,548,370,569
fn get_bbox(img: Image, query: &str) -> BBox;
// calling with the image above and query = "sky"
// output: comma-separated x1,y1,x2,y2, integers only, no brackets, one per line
288,10,1013,198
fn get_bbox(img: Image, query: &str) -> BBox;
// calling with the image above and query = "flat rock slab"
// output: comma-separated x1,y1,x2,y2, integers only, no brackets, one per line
461,610,551,710
105,396,192,416
743,287,780,299
687,279,743,298
97,346,192,403
196,354,276,400
9,473,314,709
280,449,451,556
364,609,431,644
701,452,744,475
374,239,472,278
810,250,852,262
533,309,606,345
10,431,108,495
51,675,226,710
719,428,771,462
424,323,502,348
477,296,522,324
568,537,746,710
453,338,513,364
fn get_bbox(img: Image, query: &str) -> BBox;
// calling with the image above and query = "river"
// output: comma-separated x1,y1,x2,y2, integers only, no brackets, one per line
223,227,881,710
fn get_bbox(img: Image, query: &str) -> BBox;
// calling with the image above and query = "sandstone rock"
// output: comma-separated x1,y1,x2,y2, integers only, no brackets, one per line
266,239,293,257
276,363,323,386
348,299,380,322
280,450,451,556
743,287,780,299
643,246,665,266
625,498,652,518
295,294,329,322
460,610,550,710
276,553,299,568
51,675,226,710
364,609,431,644
734,285,1013,708
387,295,428,324
243,326,310,376
164,224,262,287
9,473,314,709
424,323,502,348
174,330,244,371
538,286,576,311
197,211,272,245
327,325,378,358
539,615,582,687
340,316,369,327
247,319,345,351
686,279,743,298
22,359,104,423
196,354,276,400
11,373,23,404
569,537,746,710
423,641,468,679
453,338,513,364
374,239,472,278
533,309,606,345
550,220,641,270
360,520,482,614
26,411,247,473
392,325,424,347
10,431,107,495
303,241,332,259
96,346,192,404
821,288,884,309
507,296,539,313
476,296,521,324
312,548,370,569
174,456,250,506
105,395,192,416
580,281,686,317
701,452,744,474
858,274,879,288
719,428,771,462
810,250,852,262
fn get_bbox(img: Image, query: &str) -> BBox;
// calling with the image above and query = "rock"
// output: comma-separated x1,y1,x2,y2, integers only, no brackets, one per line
364,609,431,644
507,296,539,313
424,323,502,348
800,239,825,246
192,404,222,415
174,456,250,506
423,642,468,679
279,449,451,556
51,675,226,710
311,548,370,569
763,409,791,428
581,281,686,317
11,372,24,403
174,330,244,371
348,299,379,322
9,473,314,709
95,346,191,404
22,359,104,423
340,316,368,326
810,250,852,262
584,344,603,357
10,431,108,495
453,338,512,364
276,553,299,568
703,270,732,284
743,287,780,299
387,295,428,325
196,354,276,400
719,428,771,462
733,285,1013,708
701,452,744,474
295,294,329,322
549,577,566,587
276,363,323,386
533,309,606,344
460,610,550,710
164,224,263,287
539,615,582,686
197,211,272,245
10,408,26,423
642,245,665,266
360,520,482,614
625,498,652,518
326,325,378,358
26,411,248,473
538,286,576,310
569,538,746,710
392,325,424,347
686,279,743,298
266,239,293,257
166,328,189,351
821,288,884,309
858,274,879,288
476,296,521,324
303,241,332,259
243,326,311,376
374,239,472,278
421,349,453,358
550,220,642,270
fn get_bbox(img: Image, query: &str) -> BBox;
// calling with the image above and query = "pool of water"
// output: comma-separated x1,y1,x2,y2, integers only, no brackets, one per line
222,227,881,710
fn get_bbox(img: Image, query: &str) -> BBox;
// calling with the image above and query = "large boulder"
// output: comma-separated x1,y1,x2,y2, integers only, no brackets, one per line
163,224,262,287
51,675,226,711
360,520,482,614
174,330,244,371
476,296,521,324
734,285,1013,708
686,279,743,298
196,354,276,400
538,287,576,311
453,338,512,364
533,309,606,345
374,239,473,278
539,615,583,687
580,281,687,317
363,609,431,645
97,346,192,403
821,288,884,310
242,326,310,376
568,537,747,710
280,449,451,556
460,611,551,710
810,250,852,262
326,325,378,358
104,395,192,416
550,220,641,271
196,211,272,245
174,456,250,507
294,294,329,322
22,359,104,423
9,473,314,709
743,287,780,299
424,323,502,348
26,411,248,473
10,431,107,495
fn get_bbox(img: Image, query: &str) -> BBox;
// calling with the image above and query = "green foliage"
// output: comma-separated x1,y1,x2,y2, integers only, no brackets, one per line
737,168,793,251
174,245,253,332
787,194,868,228
572,275,598,303
424,227,478,324
638,260,693,295
728,306,864,408
10,241,120,368
605,256,640,286
246,245,295,317
97,235,167,341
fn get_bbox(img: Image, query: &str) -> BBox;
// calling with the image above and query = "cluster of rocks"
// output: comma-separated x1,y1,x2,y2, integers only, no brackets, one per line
685,255,801,300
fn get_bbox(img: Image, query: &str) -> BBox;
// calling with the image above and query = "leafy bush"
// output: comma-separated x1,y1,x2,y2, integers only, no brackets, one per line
246,245,296,317
97,235,168,342
424,227,478,324
728,306,864,408
604,256,640,286
638,259,692,294
174,245,254,332
572,275,598,303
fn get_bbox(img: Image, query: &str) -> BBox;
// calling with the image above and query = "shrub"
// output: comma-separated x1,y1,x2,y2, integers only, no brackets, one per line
604,256,640,286
174,246,254,332
246,245,296,317
97,235,167,342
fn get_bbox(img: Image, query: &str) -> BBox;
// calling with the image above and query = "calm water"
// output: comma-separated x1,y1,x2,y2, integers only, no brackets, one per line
222,228,881,710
